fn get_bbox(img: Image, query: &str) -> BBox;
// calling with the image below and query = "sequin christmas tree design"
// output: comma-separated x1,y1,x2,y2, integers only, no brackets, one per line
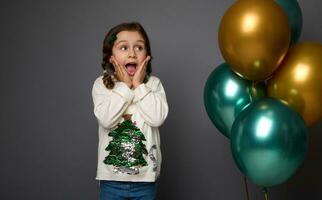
104,116,148,175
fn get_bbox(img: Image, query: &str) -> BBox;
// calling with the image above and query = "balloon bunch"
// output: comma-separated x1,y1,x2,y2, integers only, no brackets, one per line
204,0,322,189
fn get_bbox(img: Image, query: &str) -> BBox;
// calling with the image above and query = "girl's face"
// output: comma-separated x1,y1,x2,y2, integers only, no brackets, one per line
111,31,147,77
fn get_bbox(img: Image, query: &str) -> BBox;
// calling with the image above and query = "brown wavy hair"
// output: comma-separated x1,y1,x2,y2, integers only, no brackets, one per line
101,22,152,89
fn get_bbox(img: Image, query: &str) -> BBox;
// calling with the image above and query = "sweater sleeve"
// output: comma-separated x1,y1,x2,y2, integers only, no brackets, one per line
92,77,134,129
133,77,169,127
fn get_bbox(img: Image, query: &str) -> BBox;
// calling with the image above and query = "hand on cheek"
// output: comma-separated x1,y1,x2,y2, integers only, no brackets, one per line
132,56,151,89
110,56,132,88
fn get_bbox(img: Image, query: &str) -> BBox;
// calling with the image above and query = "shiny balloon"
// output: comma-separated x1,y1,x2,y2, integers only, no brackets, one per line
275,0,303,44
204,63,265,138
231,97,308,187
268,42,322,126
218,0,291,81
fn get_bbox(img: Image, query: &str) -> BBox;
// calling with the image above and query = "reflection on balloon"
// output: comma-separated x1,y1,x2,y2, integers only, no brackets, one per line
268,42,322,125
231,98,308,187
218,0,291,81
204,63,265,138
275,0,303,44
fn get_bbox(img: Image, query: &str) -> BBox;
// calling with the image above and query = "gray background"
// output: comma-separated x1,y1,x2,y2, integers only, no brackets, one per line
1,0,321,199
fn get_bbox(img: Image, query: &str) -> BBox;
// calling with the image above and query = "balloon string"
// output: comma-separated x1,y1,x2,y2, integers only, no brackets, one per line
244,176,250,200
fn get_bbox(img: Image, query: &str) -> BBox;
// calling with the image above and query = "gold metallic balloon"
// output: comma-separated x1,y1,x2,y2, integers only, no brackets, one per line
218,0,291,81
268,42,322,126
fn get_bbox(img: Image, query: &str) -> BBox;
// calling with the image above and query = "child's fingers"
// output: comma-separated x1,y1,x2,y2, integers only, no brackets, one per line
111,57,131,81
110,57,122,78
110,56,123,74
144,56,151,66
110,56,121,68
109,56,118,67
145,56,151,62
138,56,150,72
142,56,150,72
111,56,126,73
144,56,150,69
109,56,116,68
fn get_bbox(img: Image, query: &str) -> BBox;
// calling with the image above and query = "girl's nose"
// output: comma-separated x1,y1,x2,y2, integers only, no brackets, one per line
128,48,137,58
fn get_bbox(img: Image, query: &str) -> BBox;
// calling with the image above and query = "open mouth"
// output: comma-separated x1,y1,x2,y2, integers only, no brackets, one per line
125,62,137,76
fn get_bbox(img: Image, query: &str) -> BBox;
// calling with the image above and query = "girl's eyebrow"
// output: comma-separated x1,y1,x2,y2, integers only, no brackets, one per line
114,40,127,45
136,40,145,43
114,40,145,45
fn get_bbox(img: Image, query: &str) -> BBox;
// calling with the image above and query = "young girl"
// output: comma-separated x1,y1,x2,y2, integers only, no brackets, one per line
92,22,168,200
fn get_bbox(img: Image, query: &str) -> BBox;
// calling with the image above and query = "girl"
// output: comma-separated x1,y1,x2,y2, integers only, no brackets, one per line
92,22,168,200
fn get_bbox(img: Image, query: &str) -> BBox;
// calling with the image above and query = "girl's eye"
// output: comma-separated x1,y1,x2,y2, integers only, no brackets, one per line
134,46,145,51
120,46,128,51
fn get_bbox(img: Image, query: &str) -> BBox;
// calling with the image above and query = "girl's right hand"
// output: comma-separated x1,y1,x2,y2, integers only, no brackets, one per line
110,56,132,88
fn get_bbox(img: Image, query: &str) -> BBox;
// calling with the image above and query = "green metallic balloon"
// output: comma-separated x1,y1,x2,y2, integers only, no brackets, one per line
231,97,308,187
204,63,265,138
275,0,303,44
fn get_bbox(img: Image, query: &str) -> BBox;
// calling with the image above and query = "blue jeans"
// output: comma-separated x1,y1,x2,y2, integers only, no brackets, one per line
99,180,157,200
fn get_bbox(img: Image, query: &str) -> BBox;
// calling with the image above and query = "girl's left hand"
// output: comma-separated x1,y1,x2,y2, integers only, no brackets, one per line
110,56,132,88
132,56,151,88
